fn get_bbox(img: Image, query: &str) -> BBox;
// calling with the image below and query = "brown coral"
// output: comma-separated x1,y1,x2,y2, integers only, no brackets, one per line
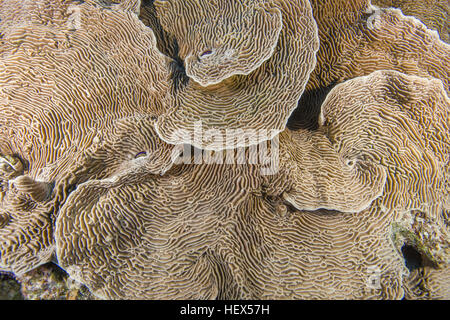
405,266,450,299
54,169,404,299
279,129,387,213
54,70,449,300
372,0,449,43
154,0,283,86
0,0,170,180
0,152,55,274
1,0,449,300
319,70,449,215
154,0,319,150
318,70,449,287
0,0,174,274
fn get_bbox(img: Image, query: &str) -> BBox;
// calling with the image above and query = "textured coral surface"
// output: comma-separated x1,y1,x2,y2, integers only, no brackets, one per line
0,0,449,300
373,0,449,43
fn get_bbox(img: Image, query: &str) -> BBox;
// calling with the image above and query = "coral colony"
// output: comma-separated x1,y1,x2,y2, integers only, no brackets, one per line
0,0,449,299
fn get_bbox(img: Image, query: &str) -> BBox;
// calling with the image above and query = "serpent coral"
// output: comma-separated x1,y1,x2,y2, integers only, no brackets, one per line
0,0,449,300
153,0,319,150
54,70,449,299
0,0,174,274
289,0,449,130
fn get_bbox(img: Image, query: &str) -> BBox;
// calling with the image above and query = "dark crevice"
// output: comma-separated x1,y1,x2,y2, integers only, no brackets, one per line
45,181,56,202
134,151,147,158
66,183,77,195
287,82,338,131
200,50,213,57
11,153,29,172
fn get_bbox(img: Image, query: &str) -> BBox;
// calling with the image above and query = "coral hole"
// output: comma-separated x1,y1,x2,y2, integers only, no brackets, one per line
401,244,423,271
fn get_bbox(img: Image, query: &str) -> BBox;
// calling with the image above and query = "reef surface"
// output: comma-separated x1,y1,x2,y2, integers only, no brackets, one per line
0,0,449,300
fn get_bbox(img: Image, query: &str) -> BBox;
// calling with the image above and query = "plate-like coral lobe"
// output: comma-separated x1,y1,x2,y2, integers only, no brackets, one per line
279,129,387,213
154,0,319,150
138,0,179,58
0,0,175,274
0,0,170,181
54,161,264,299
289,0,450,130
372,0,449,43
54,69,449,299
319,70,449,285
154,0,283,86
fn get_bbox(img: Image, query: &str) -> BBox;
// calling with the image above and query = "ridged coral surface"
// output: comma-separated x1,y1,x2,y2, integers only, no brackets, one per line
0,0,449,299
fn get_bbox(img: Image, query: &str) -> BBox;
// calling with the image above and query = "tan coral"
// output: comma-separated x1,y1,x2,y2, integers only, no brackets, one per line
154,0,283,86
0,154,54,274
372,0,449,43
54,160,263,299
52,145,402,299
55,70,449,299
154,0,319,150
0,212,8,229
0,0,170,181
112,0,141,14
53,171,404,299
82,0,142,14
10,176,53,203
1,0,449,300
405,266,450,299
318,70,449,295
0,0,74,27
138,0,179,58
0,191,54,275
289,0,450,130
62,115,179,184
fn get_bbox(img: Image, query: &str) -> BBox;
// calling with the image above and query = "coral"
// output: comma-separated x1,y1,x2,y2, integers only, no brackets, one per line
289,0,449,130
0,0,449,300
279,129,387,213
153,0,319,150
405,266,450,299
319,70,449,216
54,70,449,299
154,0,283,86
0,0,174,274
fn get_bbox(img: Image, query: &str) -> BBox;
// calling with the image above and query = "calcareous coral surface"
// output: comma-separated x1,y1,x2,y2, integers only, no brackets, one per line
0,0,449,300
